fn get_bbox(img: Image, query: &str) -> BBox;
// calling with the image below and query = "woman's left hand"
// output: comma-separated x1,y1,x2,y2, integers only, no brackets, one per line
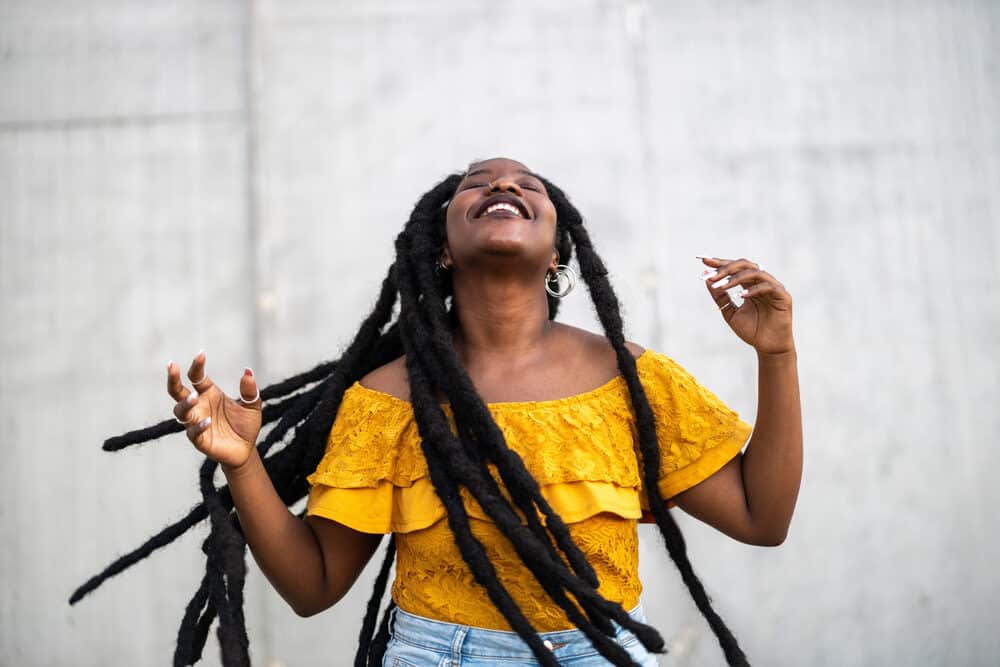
699,256,794,355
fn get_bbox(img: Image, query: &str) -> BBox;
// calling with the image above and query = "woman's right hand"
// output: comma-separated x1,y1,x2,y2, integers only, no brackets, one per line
167,352,262,469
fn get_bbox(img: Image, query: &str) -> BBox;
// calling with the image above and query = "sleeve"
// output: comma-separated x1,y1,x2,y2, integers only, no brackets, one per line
637,350,753,504
305,383,434,534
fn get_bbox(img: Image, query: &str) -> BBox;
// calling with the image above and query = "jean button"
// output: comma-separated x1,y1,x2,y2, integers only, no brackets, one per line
543,639,554,650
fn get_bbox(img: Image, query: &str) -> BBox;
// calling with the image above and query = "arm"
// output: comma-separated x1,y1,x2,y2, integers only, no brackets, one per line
673,348,802,546
168,353,381,617
223,450,382,616
672,257,802,546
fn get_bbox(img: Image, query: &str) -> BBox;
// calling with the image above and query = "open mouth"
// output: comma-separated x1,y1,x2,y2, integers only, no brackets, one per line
473,194,531,220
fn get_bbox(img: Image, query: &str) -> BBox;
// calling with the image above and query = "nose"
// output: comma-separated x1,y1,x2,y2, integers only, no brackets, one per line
486,177,523,196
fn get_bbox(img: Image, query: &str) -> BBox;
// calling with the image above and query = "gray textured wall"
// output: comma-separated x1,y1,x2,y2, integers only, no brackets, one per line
2,1,998,665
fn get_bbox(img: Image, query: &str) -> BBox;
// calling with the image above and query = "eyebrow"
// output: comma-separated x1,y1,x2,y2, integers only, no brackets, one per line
464,168,541,180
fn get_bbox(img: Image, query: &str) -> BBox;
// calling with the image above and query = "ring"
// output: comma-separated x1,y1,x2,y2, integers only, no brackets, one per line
237,389,260,405
719,300,734,311
189,373,209,387
175,414,197,426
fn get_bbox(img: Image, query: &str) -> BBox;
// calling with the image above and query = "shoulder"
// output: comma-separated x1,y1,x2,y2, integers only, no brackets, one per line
624,340,646,358
550,323,646,389
359,355,410,402
552,322,645,361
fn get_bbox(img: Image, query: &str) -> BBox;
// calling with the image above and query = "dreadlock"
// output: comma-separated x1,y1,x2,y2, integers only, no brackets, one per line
71,167,748,666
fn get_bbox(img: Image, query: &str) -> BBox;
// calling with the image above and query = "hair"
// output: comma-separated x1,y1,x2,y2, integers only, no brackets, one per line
70,167,749,667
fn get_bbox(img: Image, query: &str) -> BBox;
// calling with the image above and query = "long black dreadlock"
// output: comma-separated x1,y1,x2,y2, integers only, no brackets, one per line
70,168,749,667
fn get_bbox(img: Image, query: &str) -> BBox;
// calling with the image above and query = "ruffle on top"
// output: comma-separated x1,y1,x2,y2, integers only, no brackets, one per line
305,350,752,535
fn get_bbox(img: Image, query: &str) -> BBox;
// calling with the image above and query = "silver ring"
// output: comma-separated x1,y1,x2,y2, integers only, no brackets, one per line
719,300,734,311
189,374,209,387
175,414,197,426
237,389,260,405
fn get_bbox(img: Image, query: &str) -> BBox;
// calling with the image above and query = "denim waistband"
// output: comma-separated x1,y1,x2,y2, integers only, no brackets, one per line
387,603,650,661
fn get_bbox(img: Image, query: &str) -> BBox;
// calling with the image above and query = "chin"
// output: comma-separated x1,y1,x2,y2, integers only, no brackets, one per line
482,240,533,256
471,231,536,256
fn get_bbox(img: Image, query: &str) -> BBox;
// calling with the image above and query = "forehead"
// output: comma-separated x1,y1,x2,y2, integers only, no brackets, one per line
464,157,537,179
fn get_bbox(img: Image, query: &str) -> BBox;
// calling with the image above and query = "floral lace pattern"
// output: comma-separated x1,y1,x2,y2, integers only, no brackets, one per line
392,513,642,632
305,350,752,630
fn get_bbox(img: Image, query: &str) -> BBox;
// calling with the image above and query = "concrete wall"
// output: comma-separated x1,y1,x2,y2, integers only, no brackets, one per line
1,1,997,665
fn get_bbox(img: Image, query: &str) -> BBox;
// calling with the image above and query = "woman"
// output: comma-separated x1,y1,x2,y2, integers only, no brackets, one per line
74,158,801,666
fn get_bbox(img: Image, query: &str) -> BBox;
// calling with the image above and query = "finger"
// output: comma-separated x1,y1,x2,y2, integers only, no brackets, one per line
237,367,261,407
698,257,727,284
711,268,773,292
173,392,200,424
187,416,213,452
715,296,738,319
709,257,760,281
704,272,749,302
742,282,792,303
167,361,192,402
696,255,726,268
187,350,215,392
698,256,758,283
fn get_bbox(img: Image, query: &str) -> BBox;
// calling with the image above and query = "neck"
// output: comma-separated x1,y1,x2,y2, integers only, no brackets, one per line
450,268,552,363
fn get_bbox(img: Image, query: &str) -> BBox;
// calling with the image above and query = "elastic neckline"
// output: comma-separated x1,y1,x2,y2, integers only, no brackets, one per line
354,349,650,410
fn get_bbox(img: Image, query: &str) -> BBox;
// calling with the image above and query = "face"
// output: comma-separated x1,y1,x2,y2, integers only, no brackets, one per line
443,157,559,273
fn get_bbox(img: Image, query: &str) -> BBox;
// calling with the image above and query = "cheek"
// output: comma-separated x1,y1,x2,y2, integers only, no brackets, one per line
444,198,464,234
445,191,476,226
538,200,558,233
444,204,464,243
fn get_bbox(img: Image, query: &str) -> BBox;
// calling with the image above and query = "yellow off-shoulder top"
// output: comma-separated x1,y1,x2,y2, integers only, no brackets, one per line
306,350,752,631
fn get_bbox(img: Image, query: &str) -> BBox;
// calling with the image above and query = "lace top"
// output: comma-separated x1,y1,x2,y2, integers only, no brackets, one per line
306,350,752,631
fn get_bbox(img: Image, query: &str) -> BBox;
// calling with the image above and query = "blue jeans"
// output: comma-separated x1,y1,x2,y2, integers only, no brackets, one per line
382,603,662,666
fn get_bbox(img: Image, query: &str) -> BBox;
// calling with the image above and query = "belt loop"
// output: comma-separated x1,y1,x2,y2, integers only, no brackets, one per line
449,624,469,665
388,604,398,635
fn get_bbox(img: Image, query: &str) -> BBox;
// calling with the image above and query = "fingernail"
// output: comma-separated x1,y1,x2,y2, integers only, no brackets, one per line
695,254,713,259
700,268,718,281
167,361,174,371
186,393,198,405
726,286,746,301
196,349,205,358
712,277,731,288
199,417,211,428
244,367,254,377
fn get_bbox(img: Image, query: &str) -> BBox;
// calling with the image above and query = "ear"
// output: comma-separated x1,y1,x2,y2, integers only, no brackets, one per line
548,249,560,273
440,245,453,269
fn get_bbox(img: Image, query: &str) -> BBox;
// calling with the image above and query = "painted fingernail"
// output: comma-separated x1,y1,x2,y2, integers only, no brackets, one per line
726,286,746,301
186,393,198,405
167,361,174,371
244,367,254,377
700,268,718,281
199,417,212,429
712,277,731,288
196,349,205,358
695,254,713,259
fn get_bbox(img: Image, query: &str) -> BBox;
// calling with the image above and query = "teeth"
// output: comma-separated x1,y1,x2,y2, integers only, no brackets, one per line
484,202,522,217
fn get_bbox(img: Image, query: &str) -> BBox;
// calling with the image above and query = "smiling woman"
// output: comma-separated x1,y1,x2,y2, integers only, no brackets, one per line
72,158,802,667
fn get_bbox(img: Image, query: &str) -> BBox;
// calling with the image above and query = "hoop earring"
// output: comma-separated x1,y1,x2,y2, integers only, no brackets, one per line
545,264,577,298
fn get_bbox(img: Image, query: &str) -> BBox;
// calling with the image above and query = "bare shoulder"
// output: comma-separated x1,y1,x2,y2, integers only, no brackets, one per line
554,323,644,357
358,355,410,401
624,340,646,358
552,323,646,373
